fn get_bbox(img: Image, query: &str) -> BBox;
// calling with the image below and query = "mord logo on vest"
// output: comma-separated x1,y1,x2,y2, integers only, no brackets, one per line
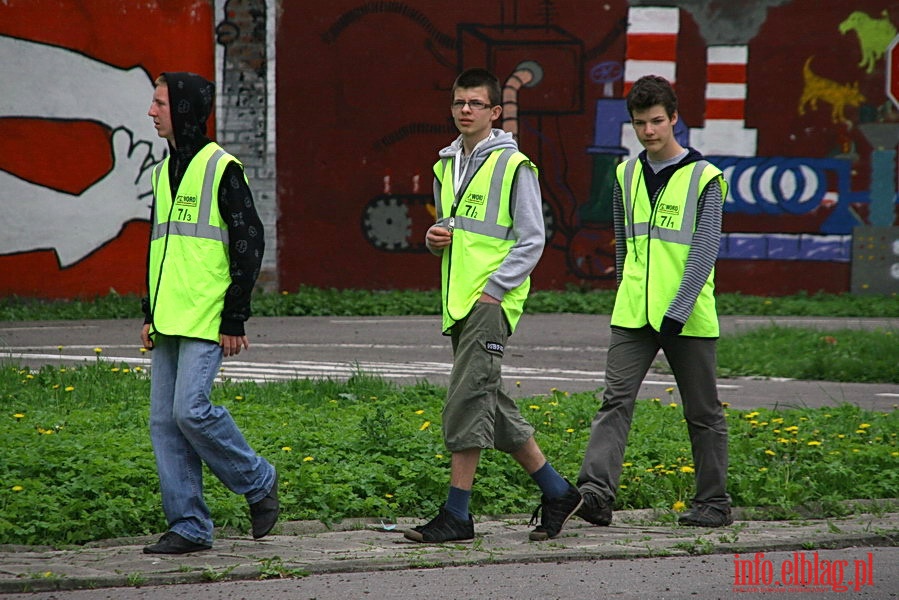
658,202,680,215
465,192,486,205
175,194,198,207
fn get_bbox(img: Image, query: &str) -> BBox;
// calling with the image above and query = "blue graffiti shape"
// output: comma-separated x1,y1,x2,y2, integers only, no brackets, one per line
708,156,869,234
719,233,852,263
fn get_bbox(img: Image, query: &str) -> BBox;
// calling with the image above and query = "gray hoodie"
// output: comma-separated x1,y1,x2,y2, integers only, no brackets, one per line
429,129,545,302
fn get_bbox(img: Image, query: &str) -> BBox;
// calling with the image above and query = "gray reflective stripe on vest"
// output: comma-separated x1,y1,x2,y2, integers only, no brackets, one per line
648,160,708,246
621,158,639,239
452,149,516,240
151,149,229,244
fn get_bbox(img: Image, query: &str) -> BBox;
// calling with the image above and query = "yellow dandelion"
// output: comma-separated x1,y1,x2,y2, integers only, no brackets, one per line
234,395,244,400
744,411,760,419
140,347,148,354
13,413,24,420
110,367,120,373
566,428,575,433
759,467,768,472
669,403,678,408
721,401,730,408
122,368,130,373
419,421,431,431
435,454,444,459
281,446,292,452
764,450,776,456
303,456,314,462
415,410,425,415
679,466,695,474
665,387,675,394
855,429,867,434
52,384,59,390
672,500,687,512
858,423,871,429
807,440,822,446
64,386,74,392
619,484,627,489
94,347,103,354
134,366,143,372
25,374,34,380
622,462,633,467
11,485,23,492
385,493,394,499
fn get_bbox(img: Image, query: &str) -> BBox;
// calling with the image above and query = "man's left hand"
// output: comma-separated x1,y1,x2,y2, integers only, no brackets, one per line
221,334,250,357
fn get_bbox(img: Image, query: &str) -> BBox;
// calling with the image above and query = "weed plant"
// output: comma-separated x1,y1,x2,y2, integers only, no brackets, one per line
1,361,895,546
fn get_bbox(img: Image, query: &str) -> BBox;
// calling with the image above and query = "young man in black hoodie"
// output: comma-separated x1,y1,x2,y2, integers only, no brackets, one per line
140,72,278,554
576,75,733,529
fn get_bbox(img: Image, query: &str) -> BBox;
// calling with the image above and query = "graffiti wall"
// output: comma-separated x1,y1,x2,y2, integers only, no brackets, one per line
0,0,279,299
1,0,897,299
277,0,898,295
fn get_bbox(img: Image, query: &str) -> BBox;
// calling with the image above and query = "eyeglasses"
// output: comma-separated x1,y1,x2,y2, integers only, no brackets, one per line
451,100,492,111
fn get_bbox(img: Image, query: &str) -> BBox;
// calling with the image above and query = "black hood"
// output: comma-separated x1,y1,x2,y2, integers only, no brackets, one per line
161,72,215,190
163,71,215,154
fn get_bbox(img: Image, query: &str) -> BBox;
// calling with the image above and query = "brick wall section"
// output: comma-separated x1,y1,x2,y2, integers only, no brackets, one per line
216,0,278,290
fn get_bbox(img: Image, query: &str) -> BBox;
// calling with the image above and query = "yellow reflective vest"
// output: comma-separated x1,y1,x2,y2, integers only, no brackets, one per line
611,158,727,337
148,143,239,342
434,149,536,334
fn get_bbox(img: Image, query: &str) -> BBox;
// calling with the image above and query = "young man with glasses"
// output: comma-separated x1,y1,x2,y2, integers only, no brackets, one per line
404,68,582,544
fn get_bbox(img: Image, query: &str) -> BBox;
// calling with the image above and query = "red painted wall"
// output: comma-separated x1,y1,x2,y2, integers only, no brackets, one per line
0,0,214,299
276,0,897,296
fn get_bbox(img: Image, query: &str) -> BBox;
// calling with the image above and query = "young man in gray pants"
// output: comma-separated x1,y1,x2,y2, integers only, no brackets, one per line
577,75,732,529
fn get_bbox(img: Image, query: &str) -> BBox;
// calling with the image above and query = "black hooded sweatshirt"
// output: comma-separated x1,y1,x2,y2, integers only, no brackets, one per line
143,72,264,337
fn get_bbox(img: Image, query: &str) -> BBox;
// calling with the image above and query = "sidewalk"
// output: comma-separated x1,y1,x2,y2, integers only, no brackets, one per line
1,502,896,594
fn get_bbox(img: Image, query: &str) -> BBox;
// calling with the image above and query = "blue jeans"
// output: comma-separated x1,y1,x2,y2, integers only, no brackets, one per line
149,334,275,545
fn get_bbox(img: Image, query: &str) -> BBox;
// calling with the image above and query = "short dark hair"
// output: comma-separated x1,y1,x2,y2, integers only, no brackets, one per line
626,75,678,118
452,68,502,107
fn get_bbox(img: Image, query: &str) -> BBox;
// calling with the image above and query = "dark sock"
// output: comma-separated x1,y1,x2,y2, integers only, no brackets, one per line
530,462,570,499
444,486,471,520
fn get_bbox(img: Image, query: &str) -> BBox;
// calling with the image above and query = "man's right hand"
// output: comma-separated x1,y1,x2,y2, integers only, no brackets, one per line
425,225,453,250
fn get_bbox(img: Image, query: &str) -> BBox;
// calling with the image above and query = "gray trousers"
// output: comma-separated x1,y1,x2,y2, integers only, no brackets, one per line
578,325,730,508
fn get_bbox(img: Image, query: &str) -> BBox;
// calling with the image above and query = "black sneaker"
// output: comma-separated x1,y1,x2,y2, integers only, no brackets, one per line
250,472,280,539
678,504,734,527
404,507,474,543
576,491,613,526
143,531,212,554
528,482,583,541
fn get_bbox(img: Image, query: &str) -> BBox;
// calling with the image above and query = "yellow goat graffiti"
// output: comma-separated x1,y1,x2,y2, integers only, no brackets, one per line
798,57,865,124
838,10,897,74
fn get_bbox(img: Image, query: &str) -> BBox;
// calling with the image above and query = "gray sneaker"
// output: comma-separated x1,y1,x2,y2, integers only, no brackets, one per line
576,491,613,526
678,504,734,527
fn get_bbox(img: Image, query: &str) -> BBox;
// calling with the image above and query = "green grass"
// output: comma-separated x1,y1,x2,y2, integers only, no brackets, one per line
0,288,896,546
0,362,896,547
717,327,898,383
0,287,897,321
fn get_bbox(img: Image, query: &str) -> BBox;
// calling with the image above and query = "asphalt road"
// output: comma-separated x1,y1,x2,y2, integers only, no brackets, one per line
1,314,896,411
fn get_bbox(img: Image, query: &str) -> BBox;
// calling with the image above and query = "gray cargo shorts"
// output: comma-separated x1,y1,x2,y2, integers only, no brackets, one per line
442,301,534,453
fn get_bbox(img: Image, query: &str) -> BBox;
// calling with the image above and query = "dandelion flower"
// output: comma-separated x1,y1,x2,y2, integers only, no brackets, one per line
435,454,444,459
622,462,633,467
672,501,687,513
566,428,575,433
858,423,871,429
13,413,24,420
281,446,292,452
140,347,148,354
415,410,425,415
11,485,23,492
235,395,244,401
94,347,103,354
807,440,822,446
303,456,314,462
668,403,677,408
385,493,394,499
764,450,776,456
529,404,541,410
64,386,74,392
679,466,695,474
419,421,431,431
